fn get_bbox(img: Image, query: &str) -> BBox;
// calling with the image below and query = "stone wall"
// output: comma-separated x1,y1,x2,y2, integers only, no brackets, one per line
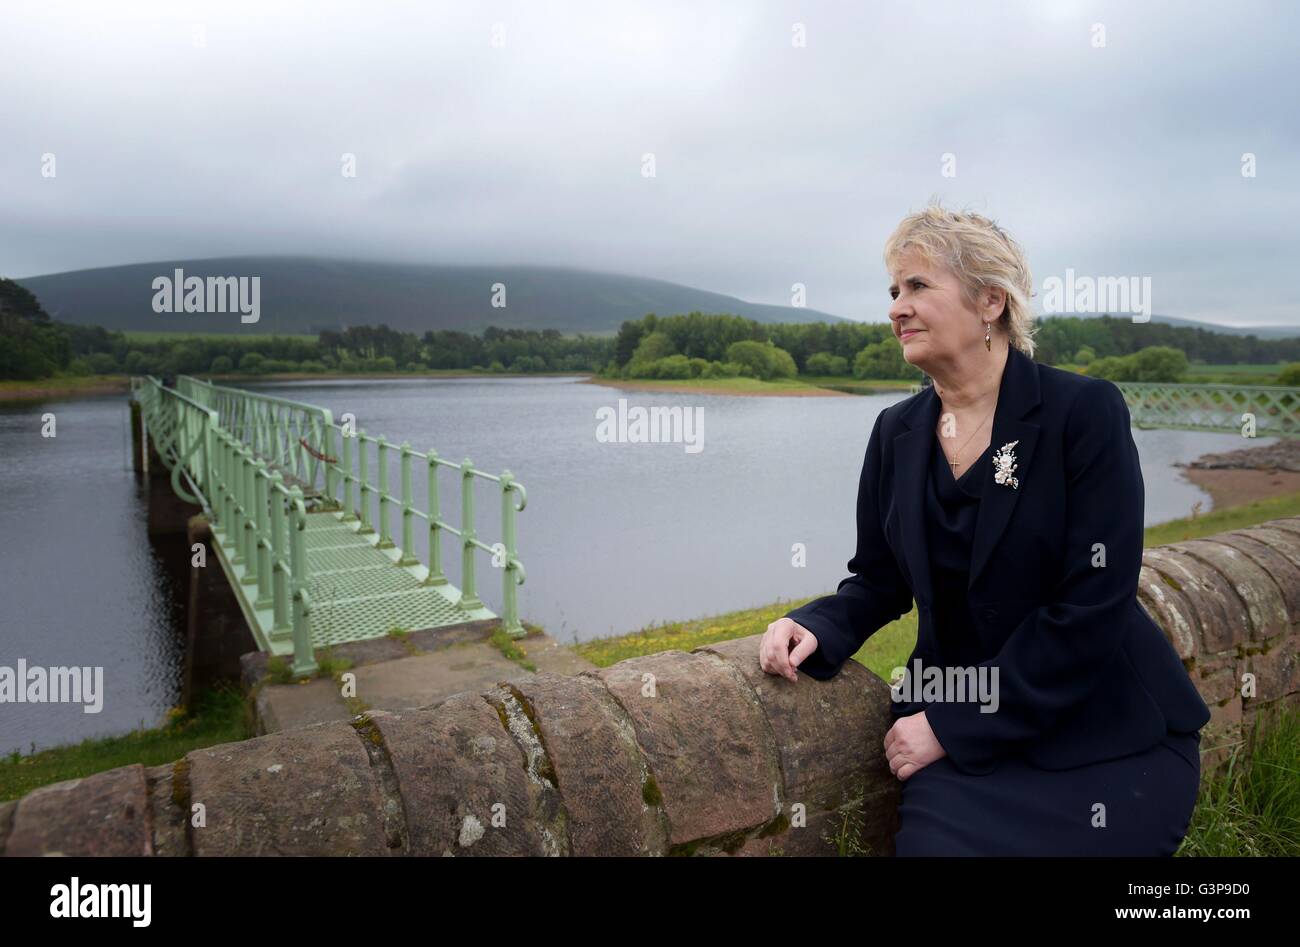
3,516,1298,857
1137,516,1300,772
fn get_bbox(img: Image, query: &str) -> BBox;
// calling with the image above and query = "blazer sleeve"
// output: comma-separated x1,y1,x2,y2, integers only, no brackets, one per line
783,409,915,680
925,381,1144,772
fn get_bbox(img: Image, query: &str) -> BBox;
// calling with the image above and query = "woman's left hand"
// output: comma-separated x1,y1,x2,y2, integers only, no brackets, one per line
884,711,946,781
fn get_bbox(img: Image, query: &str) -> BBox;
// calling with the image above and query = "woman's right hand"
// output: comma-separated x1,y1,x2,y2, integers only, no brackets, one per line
759,617,820,682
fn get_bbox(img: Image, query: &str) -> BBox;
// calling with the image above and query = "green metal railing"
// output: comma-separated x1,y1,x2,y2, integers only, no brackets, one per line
1119,382,1299,438
132,376,529,675
906,378,1300,439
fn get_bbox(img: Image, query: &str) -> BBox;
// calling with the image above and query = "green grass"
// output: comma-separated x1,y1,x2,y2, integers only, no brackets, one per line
572,596,920,683
489,623,539,672
799,375,922,394
0,685,252,802
1179,701,1300,856
1144,490,1300,547
264,649,352,684
0,374,131,398
1184,362,1291,385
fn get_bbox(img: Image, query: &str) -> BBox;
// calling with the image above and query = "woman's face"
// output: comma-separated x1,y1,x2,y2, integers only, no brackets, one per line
887,248,1002,376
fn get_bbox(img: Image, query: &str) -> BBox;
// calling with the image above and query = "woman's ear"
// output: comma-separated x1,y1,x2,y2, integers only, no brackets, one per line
983,286,1007,320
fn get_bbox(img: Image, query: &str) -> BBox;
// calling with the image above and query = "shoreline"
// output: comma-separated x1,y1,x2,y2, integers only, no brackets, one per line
0,370,581,404
580,376,880,398
1,370,916,403
0,377,133,403
1177,437,1300,511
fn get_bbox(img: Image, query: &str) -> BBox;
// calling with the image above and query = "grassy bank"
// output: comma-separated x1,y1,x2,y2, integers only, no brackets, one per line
1145,489,1300,545
0,374,132,402
1179,702,1300,856
0,686,252,802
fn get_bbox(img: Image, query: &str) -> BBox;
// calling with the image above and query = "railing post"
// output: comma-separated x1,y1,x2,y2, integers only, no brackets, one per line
376,435,392,548
425,450,447,586
240,447,258,585
254,460,272,608
398,443,417,565
269,473,290,638
499,470,525,638
202,410,216,510
340,427,355,522
321,417,337,502
288,487,317,677
357,430,373,534
211,432,227,536
230,445,248,565
459,457,482,610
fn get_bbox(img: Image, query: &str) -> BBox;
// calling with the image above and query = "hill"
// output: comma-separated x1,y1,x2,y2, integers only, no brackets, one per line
14,257,848,335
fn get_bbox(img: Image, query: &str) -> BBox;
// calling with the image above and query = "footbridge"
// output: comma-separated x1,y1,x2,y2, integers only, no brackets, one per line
130,376,527,678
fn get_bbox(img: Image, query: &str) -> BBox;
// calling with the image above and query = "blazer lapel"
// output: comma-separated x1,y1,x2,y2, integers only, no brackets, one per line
891,346,1042,606
968,346,1041,592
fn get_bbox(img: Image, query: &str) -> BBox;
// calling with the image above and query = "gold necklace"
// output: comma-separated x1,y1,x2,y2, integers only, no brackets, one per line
938,402,996,475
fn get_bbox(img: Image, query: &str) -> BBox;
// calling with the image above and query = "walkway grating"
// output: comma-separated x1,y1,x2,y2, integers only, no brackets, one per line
212,510,492,656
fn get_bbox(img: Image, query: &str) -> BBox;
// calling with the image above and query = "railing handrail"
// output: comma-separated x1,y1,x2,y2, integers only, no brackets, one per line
184,375,336,422
1117,380,1300,393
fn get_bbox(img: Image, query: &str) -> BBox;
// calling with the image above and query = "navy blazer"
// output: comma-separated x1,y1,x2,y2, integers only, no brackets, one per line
785,345,1211,774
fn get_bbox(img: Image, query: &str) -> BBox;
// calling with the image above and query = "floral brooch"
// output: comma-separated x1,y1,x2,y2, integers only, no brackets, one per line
992,439,1020,489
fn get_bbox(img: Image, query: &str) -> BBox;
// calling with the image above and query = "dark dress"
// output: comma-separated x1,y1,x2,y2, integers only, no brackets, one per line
891,433,1202,856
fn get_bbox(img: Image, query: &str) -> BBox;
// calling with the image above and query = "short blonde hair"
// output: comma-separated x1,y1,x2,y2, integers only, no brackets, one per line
883,201,1038,358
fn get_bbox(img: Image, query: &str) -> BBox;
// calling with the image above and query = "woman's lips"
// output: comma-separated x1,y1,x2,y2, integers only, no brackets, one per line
900,329,924,340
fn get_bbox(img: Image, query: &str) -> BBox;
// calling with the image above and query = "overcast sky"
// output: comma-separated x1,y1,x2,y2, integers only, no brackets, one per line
3,0,1298,328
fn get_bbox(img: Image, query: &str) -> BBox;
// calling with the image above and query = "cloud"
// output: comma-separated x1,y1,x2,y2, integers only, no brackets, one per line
1,0,1297,327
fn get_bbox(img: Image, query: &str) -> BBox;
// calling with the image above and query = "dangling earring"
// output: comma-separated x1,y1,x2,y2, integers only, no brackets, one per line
985,322,992,352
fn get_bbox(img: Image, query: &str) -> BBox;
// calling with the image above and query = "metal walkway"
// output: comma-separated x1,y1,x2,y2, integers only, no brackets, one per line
210,510,494,653
132,375,527,676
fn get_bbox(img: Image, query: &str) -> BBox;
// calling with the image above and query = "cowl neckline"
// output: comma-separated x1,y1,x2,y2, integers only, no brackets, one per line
932,434,992,500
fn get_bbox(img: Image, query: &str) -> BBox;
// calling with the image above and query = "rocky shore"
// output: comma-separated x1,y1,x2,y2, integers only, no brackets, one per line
1175,437,1300,511
1176,437,1300,472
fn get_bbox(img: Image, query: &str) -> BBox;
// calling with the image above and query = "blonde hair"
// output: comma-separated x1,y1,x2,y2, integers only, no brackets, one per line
883,201,1038,358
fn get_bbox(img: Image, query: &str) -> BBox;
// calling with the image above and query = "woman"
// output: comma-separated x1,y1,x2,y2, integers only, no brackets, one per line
759,205,1211,856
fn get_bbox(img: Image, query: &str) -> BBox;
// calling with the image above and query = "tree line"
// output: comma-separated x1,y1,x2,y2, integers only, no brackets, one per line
3,278,1297,384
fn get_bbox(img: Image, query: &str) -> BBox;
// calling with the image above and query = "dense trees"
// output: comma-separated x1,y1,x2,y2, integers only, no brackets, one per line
1085,345,1190,382
0,279,68,380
